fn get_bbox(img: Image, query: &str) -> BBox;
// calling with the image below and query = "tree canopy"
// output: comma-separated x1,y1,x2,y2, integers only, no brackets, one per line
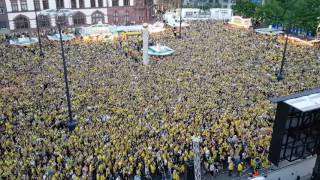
232,0,320,32
232,0,259,18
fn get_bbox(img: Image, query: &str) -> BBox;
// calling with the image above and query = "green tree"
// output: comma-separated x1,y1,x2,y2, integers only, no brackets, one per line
257,0,320,33
232,0,259,18
256,0,320,80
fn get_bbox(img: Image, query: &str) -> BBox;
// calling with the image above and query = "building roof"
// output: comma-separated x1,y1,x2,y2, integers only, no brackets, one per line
270,88,320,112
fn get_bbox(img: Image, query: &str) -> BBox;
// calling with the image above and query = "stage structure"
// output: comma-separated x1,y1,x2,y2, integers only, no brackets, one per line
269,88,320,179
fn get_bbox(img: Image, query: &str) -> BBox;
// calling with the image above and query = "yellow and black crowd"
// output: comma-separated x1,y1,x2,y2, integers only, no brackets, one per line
1,21,320,179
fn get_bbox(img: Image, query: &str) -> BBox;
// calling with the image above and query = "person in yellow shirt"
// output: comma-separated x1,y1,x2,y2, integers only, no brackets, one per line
237,162,243,176
228,161,234,176
150,163,156,175
250,158,256,171
172,169,179,180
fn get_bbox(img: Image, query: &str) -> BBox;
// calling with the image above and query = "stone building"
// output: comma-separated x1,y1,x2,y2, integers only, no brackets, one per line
4,0,154,30
107,0,154,25
0,0,9,28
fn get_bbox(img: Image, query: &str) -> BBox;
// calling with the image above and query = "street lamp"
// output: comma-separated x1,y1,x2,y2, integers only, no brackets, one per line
40,8,76,131
33,0,44,57
277,32,289,81
179,0,183,38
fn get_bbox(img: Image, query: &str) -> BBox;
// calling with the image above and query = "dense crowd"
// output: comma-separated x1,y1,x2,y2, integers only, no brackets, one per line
1,21,319,179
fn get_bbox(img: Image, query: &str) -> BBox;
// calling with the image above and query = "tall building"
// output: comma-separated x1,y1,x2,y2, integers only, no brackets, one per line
0,0,9,28
4,0,154,30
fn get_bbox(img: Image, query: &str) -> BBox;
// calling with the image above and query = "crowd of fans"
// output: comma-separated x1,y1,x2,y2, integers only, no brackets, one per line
1,21,319,179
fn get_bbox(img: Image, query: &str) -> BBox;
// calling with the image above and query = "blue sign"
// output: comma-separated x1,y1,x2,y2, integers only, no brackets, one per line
250,0,263,5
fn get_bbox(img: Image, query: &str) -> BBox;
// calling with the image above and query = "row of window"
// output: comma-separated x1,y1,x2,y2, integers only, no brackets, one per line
10,0,49,12
112,0,130,6
14,11,105,29
10,0,131,12
112,11,129,23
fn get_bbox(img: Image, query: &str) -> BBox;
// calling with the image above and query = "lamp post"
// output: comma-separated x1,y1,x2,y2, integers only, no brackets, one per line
40,8,76,131
277,32,289,81
57,20,75,131
179,0,183,38
143,23,149,65
33,0,44,57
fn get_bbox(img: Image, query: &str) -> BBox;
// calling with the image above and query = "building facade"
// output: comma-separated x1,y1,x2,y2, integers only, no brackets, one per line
0,0,9,28
107,0,154,25
4,0,154,30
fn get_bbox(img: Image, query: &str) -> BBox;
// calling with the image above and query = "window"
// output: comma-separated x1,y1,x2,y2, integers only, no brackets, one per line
43,0,49,9
92,11,104,24
71,0,76,8
124,0,129,6
124,11,129,24
0,21,7,28
10,0,19,12
90,0,96,7
0,7,5,14
56,15,67,26
186,12,193,17
11,1,19,12
79,0,84,8
14,15,30,29
112,0,118,6
73,12,86,26
56,0,64,9
98,0,103,7
34,0,41,10
38,15,50,27
20,0,28,11
112,11,118,23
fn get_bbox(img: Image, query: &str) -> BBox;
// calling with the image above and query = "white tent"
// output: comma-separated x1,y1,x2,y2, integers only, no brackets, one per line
80,23,113,37
255,27,284,35
148,22,166,33
47,34,75,41
163,8,233,23
9,37,38,46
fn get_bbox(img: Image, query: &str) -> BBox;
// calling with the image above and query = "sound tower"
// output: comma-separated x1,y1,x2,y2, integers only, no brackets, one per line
269,89,320,178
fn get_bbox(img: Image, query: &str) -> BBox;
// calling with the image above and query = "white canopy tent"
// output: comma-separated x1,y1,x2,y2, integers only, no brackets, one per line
47,34,75,41
9,37,38,46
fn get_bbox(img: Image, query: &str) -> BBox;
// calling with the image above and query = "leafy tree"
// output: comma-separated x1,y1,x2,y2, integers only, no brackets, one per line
257,0,320,33
290,0,320,33
256,0,320,80
232,0,259,18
